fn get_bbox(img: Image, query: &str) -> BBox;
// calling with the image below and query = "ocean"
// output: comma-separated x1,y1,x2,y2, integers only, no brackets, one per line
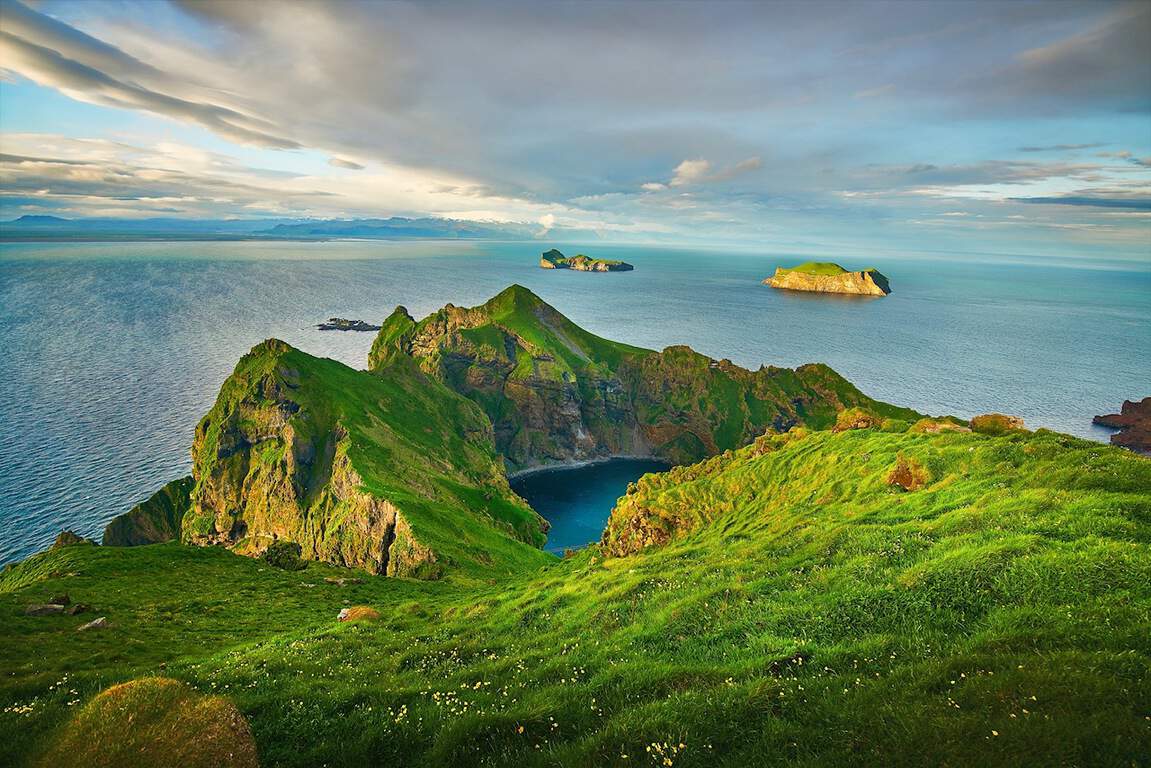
1,239,1148,563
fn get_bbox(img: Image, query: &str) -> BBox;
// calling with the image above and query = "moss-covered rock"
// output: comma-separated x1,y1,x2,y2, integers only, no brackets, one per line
102,476,192,546
970,413,1026,435
37,677,257,768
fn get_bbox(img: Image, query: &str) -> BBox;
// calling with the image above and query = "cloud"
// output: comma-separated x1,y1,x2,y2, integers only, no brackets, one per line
535,213,556,237
1018,143,1105,152
641,182,667,192
0,2,300,149
1011,196,1151,210
328,157,365,170
666,156,762,187
670,159,711,187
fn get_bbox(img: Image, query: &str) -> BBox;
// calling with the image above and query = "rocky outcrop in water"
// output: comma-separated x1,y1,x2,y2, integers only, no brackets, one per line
764,262,890,296
1094,397,1151,454
540,248,634,272
317,318,381,331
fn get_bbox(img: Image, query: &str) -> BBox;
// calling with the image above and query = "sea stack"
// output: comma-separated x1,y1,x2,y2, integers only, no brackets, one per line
764,262,890,296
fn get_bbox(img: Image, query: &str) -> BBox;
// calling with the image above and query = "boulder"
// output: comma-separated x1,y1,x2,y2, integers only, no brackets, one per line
35,677,258,768
338,606,380,622
833,407,882,432
25,604,66,616
887,454,930,491
76,617,108,632
970,413,1026,435
51,530,92,549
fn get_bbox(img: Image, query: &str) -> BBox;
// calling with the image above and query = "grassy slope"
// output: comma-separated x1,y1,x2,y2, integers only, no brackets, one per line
4,427,1148,767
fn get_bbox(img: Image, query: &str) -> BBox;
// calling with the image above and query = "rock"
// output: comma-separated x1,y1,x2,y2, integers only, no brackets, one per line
263,540,306,571
909,418,971,434
970,413,1026,435
833,407,882,432
887,454,930,491
25,604,66,616
317,317,382,332
51,530,92,549
763,262,890,296
76,617,108,631
539,248,634,272
66,603,91,616
35,677,258,768
1093,397,1151,454
338,606,380,622
49,593,71,606
324,577,364,586
103,476,192,547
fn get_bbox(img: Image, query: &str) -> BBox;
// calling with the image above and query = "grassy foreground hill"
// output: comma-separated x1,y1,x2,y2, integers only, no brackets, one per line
3,425,1149,766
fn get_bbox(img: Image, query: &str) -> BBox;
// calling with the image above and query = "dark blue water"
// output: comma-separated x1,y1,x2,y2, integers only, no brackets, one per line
510,459,671,553
1,239,1148,563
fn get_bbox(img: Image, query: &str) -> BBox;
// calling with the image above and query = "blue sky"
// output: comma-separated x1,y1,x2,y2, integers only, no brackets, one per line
0,0,1148,259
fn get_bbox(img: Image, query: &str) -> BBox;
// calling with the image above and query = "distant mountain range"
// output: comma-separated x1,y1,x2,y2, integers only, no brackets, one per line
0,215,537,241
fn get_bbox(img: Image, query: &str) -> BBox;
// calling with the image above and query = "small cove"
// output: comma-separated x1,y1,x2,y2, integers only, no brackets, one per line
510,458,670,553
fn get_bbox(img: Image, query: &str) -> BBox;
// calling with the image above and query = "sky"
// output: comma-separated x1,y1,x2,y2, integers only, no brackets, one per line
0,0,1149,259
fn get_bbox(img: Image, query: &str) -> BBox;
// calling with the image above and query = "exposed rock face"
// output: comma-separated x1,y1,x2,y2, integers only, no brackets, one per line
539,248,634,272
102,476,192,546
1094,397,1151,454
51,530,92,549
764,263,890,296
181,338,546,577
370,285,920,472
970,413,1026,434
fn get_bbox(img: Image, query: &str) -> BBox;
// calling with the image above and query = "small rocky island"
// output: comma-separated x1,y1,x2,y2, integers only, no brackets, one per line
1094,397,1151,454
764,262,891,296
540,248,634,272
317,317,381,331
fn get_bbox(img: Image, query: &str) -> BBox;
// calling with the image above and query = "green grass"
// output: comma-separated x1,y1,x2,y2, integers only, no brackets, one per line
4,427,1148,767
777,262,850,276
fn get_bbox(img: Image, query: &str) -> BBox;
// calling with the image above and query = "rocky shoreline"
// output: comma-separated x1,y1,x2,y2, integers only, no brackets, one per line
1094,397,1151,454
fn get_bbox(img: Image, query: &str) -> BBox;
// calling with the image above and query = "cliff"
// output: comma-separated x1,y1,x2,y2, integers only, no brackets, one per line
181,339,549,578
370,284,920,471
539,248,634,272
764,261,891,296
1094,397,1151,454
102,476,192,546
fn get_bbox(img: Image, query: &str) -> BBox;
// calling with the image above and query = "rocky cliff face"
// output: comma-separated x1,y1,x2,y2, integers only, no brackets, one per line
102,476,192,546
764,266,890,296
371,285,920,471
539,249,634,272
1094,397,1151,454
182,339,548,578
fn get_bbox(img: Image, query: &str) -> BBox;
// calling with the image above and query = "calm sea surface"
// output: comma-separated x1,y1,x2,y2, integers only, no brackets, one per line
2,240,1148,563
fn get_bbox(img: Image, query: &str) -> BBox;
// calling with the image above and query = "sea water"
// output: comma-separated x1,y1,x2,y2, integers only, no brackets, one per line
2,239,1148,562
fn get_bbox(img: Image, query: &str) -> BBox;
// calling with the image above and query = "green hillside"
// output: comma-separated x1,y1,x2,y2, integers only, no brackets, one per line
370,285,920,469
2,426,1148,766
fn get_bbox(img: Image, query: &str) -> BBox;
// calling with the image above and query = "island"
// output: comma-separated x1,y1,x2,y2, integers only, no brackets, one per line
763,261,891,296
539,248,634,272
1094,397,1151,454
316,317,381,331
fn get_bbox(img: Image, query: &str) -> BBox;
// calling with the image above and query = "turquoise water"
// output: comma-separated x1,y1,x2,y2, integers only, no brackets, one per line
510,459,671,553
1,239,1148,563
